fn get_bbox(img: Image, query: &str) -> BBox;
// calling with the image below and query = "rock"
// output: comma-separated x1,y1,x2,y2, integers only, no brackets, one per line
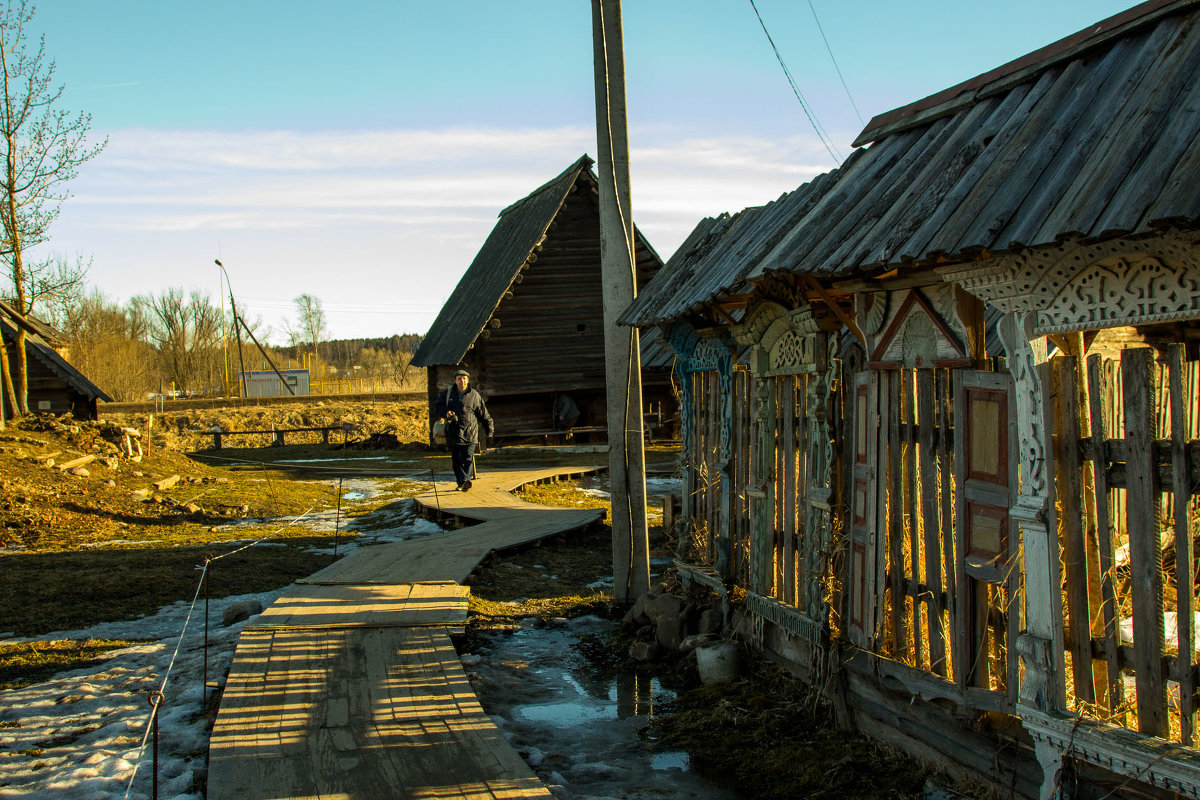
238,505,250,515
679,633,716,654
132,489,150,500
698,607,723,635
519,746,545,767
68,467,90,477
222,599,263,626
105,480,116,488
182,503,202,514
624,591,659,625
643,593,683,624
628,640,658,661
214,477,230,484
695,641,740,685
132,470,144,477
460,653,483,667
153,474,180,491
655,613,687,652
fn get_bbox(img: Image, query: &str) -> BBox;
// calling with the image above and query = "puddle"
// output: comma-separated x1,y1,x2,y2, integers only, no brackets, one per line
469,616,735,800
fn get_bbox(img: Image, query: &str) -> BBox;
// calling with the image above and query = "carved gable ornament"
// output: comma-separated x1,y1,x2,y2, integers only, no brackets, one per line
941,231,1200,335
869,288,970,368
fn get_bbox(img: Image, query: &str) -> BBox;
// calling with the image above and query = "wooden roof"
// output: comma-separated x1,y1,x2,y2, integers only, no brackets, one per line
412,155,665,367
0,301,111,402
624,0,1200,326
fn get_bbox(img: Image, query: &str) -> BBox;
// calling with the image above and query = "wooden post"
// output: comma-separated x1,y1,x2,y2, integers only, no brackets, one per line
592,0,649,604
1122,347,1167,737
1168,344,1196,744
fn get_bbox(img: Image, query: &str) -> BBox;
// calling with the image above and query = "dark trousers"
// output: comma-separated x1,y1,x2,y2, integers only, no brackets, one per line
450,444,476,485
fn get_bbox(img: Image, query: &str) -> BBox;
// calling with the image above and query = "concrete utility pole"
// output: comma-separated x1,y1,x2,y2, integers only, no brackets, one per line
592,0,650,604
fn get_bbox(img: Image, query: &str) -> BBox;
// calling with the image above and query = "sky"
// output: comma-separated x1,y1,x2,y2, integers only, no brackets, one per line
26,0,1135,343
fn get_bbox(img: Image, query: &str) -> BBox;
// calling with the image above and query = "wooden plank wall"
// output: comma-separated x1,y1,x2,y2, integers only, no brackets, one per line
731,367,754,587
1057,346,1200,743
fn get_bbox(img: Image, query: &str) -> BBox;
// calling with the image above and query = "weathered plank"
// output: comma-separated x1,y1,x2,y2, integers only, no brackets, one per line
209,627,552,799
888,371,908,660
1056,356,1096,705
1169,344,1196,744
252,582,469,630
1087,353,1125,721
917,369,946,676
1121,348,1167,737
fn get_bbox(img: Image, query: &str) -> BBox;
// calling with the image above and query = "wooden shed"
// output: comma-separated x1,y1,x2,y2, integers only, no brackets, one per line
411,155,675,443
0,300,111,420
621,1,1200,797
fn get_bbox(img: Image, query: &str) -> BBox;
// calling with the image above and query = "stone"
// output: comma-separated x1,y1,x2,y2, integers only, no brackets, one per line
655,613,687,652
628,640,658,661
643,593,684,624
68,467,90,477
153,474,180,491
698,607,723,635
695,641,740,685
624,591,659,625
105,480,116,488
679,633,716,654
183,503,202,514
132,489,150,500
459,653,483,667
222,599,263,626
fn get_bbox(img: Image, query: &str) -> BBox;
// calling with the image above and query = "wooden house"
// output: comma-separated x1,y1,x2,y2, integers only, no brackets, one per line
411,155,675,442
0,300,111,420
621,1,1200,797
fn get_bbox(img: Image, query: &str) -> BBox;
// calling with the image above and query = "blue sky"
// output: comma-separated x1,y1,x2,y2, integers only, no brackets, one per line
29,0,1133,341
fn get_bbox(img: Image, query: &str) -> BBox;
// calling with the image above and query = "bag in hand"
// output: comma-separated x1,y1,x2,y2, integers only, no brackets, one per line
431,418,446,444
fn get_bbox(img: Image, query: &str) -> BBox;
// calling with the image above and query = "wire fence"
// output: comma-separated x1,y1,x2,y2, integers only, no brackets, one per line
119,457,449,800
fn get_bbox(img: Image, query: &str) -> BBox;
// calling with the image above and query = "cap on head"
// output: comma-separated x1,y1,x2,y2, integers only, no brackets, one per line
454,369,470,378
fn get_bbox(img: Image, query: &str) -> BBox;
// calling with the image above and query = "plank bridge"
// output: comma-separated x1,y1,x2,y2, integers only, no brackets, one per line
207,466,604,799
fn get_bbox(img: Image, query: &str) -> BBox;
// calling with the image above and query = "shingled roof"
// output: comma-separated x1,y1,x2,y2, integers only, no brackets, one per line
0,301,111,403
413,155,666,368
624,0,1200,326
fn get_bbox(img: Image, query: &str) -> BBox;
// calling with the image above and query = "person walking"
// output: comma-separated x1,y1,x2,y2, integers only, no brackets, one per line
434,369,494,491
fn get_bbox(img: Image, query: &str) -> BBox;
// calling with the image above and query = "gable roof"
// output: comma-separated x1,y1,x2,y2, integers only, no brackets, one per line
624,0,1200,326
414,155,666,368
0,301,112,402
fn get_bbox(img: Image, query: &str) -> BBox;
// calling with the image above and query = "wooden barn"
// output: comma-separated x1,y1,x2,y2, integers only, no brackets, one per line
621,1,1200,797
0,300,111,420
411,155,675,443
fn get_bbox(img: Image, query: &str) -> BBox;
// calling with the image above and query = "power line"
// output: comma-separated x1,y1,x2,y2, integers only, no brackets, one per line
806,0,864,127
747,0,844,166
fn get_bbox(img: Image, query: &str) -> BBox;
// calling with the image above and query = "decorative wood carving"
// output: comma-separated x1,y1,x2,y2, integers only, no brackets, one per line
941,231,1200,333
870,289,970,368
1021,705,1200,800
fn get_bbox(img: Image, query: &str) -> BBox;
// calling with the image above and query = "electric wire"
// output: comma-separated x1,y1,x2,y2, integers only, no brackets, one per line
747,0,844,165
805,0,864,126
118,470,363,798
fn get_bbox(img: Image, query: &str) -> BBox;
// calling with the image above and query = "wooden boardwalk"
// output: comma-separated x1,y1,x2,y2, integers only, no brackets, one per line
208,466,604,799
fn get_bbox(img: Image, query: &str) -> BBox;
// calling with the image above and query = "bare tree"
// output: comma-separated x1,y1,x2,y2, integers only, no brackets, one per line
0,0,106,413
293,293,327,360
136,288,223,395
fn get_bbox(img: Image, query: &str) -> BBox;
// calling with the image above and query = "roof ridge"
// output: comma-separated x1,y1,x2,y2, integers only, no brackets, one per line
854,0,1196,146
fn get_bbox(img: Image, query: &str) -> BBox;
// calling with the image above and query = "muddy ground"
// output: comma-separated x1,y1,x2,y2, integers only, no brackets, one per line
0,400,972,798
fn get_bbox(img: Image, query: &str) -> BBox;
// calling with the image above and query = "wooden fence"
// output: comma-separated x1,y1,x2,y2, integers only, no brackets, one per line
1054,345,1200,742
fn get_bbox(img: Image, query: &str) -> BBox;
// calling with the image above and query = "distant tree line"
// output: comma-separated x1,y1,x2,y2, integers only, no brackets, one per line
33,287,423,403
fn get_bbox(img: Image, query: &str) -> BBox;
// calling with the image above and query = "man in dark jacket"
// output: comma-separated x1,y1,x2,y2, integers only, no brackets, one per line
434,369,494,491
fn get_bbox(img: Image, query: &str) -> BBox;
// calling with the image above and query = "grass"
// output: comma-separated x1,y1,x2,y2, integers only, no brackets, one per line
0,538,340,637
0,638,150,690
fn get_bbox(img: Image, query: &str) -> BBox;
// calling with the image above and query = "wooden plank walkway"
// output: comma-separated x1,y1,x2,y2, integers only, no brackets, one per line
208,466,604,799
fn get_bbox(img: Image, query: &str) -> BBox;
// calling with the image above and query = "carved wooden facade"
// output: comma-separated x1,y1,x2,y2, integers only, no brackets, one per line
664,233,1200,799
